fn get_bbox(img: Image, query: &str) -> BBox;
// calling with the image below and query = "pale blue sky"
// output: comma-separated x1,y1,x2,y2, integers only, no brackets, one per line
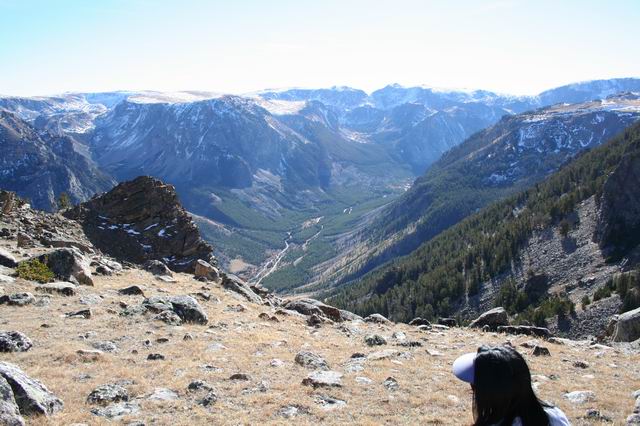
1,0,639,96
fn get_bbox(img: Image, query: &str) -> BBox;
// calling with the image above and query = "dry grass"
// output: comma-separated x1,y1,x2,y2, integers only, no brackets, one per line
1,266,639,425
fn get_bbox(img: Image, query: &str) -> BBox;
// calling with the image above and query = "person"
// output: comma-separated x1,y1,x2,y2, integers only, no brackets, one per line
452,345,571,426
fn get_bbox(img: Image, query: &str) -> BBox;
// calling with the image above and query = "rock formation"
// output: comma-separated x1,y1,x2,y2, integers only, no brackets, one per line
64,176,214,272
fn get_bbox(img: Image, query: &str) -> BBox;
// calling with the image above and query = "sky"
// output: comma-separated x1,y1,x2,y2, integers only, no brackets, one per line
1,0,639,97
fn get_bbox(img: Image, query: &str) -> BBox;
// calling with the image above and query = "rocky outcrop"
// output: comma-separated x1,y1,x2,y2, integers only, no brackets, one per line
596,145,640,257
612,306,640,342
0,362,63,416
64,176,214,272
283,298,360,323
497,325,551,338
469,307,508,330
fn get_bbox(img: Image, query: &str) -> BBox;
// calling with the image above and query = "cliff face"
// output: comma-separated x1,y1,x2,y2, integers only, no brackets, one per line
64,176,214,272
596,146,640,258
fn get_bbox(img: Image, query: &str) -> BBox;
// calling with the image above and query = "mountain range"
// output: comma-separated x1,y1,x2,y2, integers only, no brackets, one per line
1,78,640,294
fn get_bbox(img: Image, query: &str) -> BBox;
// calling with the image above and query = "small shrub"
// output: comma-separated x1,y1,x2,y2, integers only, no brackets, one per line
559,219,570,237
16,258,54,283
581,294,591,309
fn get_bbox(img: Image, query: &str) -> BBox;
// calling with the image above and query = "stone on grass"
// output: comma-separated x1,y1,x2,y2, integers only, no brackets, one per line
612,307,640,342
147,353,165,361
144,260,173,277
35,282,76,296
0,332,32,353
0,293,35,307
87,384,129,406
531,345,551,356
91,402,139,419
408,318,431,327
564,390,596,404
229,373,251,381
0,361,63,416
36,248,93,286
315,395,346,411
194,260,219,281
469,307,508,330
0,248,18,268
302,371,342,388
383,376,399,391
295,351,329,370
365,334,387,346
118,285,145,296
364,313,390,324
147,388,178,401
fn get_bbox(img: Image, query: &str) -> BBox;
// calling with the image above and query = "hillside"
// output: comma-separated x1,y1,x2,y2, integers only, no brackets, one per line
0,184,639,425
282,95,640,293
329,121,640,335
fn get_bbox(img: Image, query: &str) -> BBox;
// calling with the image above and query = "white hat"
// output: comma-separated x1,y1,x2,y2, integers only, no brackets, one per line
452,352,477,384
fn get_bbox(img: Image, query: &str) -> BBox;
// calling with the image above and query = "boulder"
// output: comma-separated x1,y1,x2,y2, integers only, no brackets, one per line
118,285,145,296
469,307,508,330
0,248,18,268
194,260,219,281
283,300,324,317
438,318,458,327
36,248,93,286
408,317,431,327
142,295,208,324
302,371,342,388
365,334,387,346
0,362,63,416
35,282,76,296
221,274,263,304
143,260,173,277
530,345,551,356
0,293,35,307
87,384,129,406
612,306,640,342
0,375,24,426
364,313,391,324
497,325,551,338
295,351,329,370
0,332,32,353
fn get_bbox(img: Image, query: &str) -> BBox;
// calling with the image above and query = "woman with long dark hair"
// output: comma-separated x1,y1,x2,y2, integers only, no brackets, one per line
452,345,570,426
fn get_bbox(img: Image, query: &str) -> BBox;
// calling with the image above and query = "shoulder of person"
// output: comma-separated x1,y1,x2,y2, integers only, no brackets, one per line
543,406,571,426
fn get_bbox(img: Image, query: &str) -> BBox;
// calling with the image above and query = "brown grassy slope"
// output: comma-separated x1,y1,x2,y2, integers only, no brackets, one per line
1,267,639,425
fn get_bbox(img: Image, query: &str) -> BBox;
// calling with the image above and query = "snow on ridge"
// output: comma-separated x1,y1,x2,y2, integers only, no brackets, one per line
127,91,224,104
254,99,306,115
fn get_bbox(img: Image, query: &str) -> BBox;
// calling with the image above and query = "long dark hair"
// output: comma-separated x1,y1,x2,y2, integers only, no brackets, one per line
472,345,550,426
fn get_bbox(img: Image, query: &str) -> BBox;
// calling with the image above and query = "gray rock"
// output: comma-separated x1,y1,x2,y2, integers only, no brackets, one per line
365,334,387,346
118,285,145,296
438,317,457,327
221,274,263,304
198,391,218,406
302,371,342,388
144,260,173,277
147,388,178,401
91,402,139,419
469,307,509,330
0,375,25,426
142,295,208,324
295,351,329,370
408,317,431,327
497,325,551,338
35,282,76,296
0,248,18,268
531,345,551,356
91,341,118,353
612,306,640,342
364,313,391,324
147,353,165,361
315,395,346,411
0,332,32,353
187,380,215,393
194,260,219,281
0,361,63,416
383,376,399,391
0,293,35,307
65,309,91,319
36,248,93,286
154,310,182,326
564,390,596,404
278,405,310,418
229,373,251,381
87,384,129,406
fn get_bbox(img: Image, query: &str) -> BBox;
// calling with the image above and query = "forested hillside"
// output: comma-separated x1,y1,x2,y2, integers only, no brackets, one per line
330,122,640,323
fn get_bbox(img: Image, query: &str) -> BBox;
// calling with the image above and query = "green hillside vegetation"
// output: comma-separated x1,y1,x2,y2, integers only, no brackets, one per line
329,122,640,323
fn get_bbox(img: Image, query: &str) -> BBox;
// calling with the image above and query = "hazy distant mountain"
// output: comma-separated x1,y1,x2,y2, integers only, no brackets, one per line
0,110,115,210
